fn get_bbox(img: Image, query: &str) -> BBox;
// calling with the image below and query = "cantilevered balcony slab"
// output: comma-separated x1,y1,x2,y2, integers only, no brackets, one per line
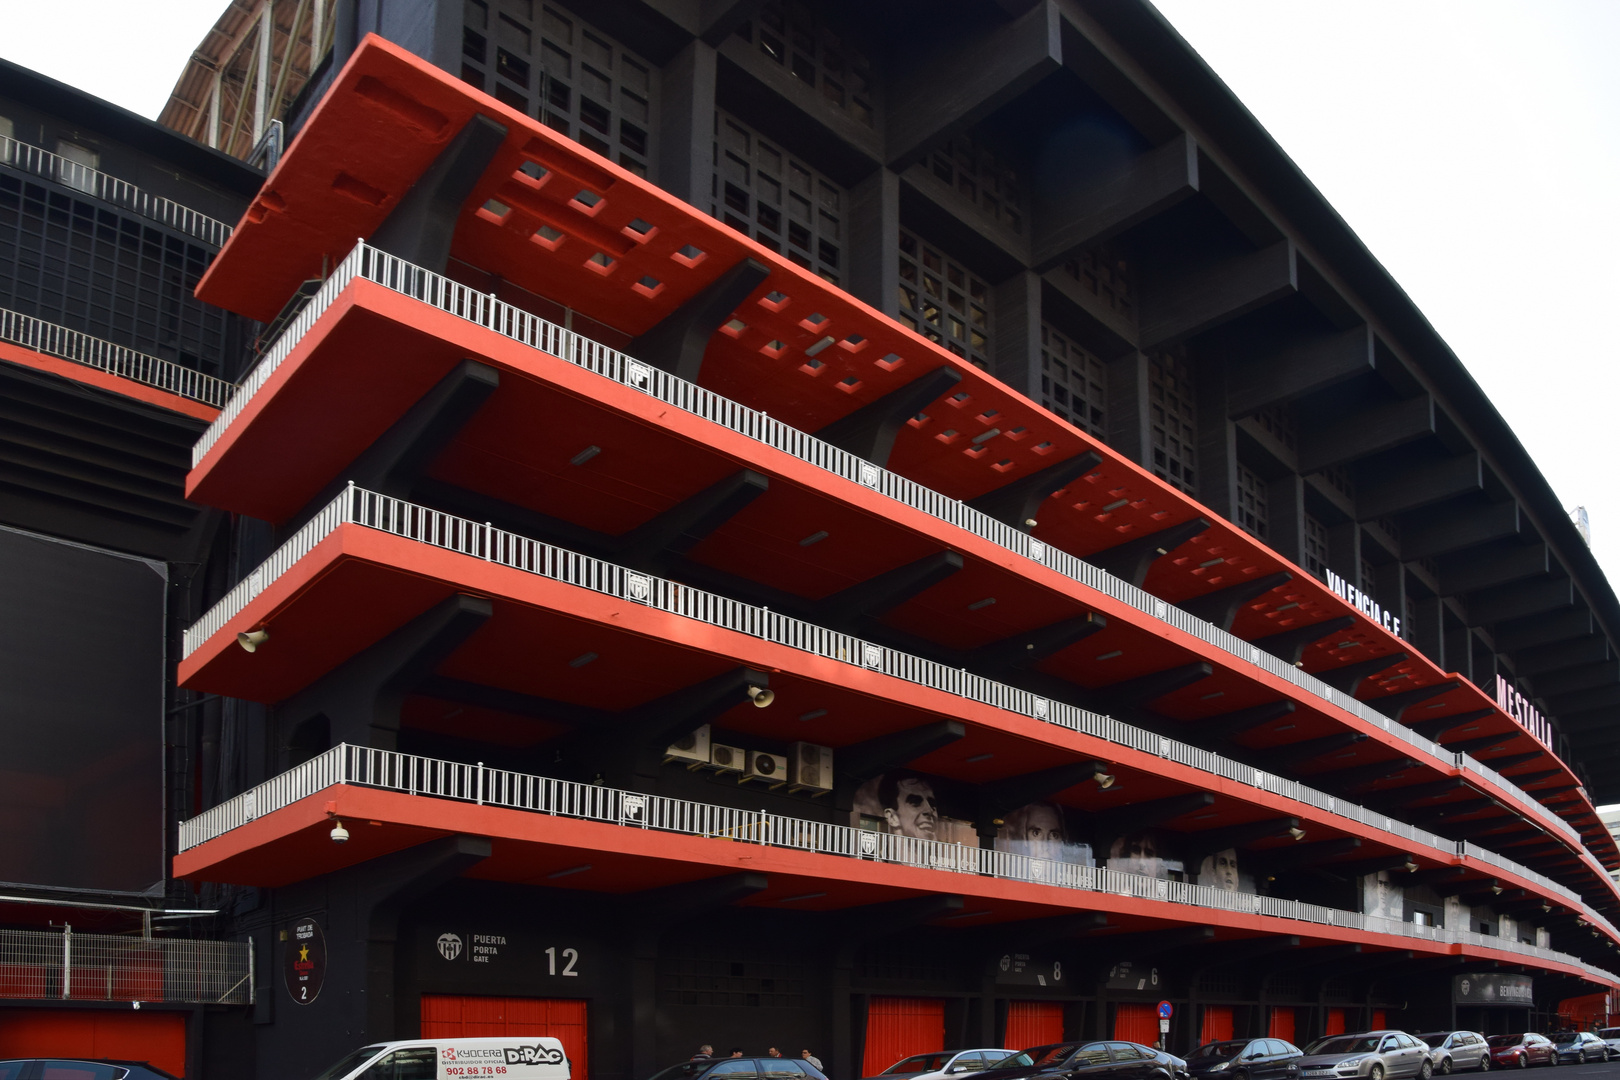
167,748,1615,992
184,36,1609,885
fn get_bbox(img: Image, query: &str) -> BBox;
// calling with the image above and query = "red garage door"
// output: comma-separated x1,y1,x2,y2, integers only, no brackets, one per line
1268,1008,1295,1043
1371,1010,1386,1030
0,1010,185,1075
1115,1003,1157,1044
1006,1001,1064,1047
1200,1006,1233,1044
863,997,945,1077
1324,1009,1346,1037
422,996,587,1079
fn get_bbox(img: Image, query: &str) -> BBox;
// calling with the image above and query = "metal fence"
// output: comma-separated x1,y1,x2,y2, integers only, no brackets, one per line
180,485,1620,943
0,307,237,407
177,743,1618,987
184,242,1591,862
0,927,252,1004
0,135,234,249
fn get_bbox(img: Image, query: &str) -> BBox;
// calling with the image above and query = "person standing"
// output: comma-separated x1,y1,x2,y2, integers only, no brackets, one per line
730,1049,745,1059
802,1051,824,1071
767,1049,784,1059
692,1046,715,1061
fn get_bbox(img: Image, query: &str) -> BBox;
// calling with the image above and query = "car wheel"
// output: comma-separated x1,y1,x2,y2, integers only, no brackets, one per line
1518,1055,1528,1070
1233,1070,1248,1080
1548,1054,1560,1068
1441,1058,1453,1076
1421,1061,1434,1080
1479,1056,1490,1073
1576,1054,1585,1067
1368,1065,1385,1080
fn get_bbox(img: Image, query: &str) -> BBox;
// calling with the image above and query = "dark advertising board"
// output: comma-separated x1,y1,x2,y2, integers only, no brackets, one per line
1453,973,1533,1005
0,527,165,892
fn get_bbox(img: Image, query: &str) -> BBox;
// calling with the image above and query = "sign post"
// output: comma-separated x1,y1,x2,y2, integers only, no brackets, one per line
1159,1000,1173,1037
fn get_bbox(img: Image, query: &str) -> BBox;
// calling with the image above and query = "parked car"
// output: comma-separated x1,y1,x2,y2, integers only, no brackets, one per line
979,1041,1178,1080
1595,1029,1620,1057
1186,1039,1304,1080
1415,1033,1492,1074
864,1051,1017,1080
1127,1042,1193,1080
1299,1032,1432,1080
0,1064,179,1080
1484,1035,1556,1070
1548,1033,1609,1065
647,1059,829,1080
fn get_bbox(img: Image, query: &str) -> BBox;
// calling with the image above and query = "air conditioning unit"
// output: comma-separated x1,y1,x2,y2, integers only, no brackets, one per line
709,742,747,773
742,749,788,788
665,724,711,767
789,741,833,793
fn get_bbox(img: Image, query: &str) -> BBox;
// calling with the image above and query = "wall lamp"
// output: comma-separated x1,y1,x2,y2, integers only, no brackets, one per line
236,628,269,652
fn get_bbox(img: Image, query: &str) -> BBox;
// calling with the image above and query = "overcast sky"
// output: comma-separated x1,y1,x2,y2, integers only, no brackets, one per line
4,1,1619,581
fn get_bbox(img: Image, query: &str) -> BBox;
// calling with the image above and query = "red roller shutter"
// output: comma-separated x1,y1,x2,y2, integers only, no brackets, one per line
0,1010,185,1075
422,996,588,1080
1006,1001,1064,1047
1200,1006,1233,1044
1324,1009,1346,1037
1371,1010,1386,1030
1268,1008,1295,1043
1115,1003,1158,1044
863,997,945,1077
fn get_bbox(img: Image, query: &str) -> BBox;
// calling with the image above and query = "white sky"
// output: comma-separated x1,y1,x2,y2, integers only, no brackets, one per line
3,1,1619,581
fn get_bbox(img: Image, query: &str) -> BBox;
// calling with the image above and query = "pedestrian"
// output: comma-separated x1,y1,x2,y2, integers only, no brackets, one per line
768,1049,783,1059
730,1048,745,1059
803,1051,824,1071
692,1046,715,1061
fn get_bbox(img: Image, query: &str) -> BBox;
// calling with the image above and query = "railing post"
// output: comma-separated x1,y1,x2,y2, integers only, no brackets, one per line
62,924,71,999
346,480,356,523
477,762,485,805
247,935,256,1005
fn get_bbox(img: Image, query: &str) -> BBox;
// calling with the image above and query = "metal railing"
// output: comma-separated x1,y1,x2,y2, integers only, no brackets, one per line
1,307,237,407
0,135,234,249
0,927,252,1004
185,243,1601,893
180,486,1620,942
177,743,1619,988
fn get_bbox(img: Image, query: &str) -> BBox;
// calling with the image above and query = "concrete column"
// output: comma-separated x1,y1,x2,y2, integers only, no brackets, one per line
657,39,718,209
991,271,1042,401
848,168,899,317
1105,352,1152,468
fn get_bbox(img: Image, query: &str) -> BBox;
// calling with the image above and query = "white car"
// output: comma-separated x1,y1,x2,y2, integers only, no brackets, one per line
1599,1028,1620,1057
863,1049,1016,1080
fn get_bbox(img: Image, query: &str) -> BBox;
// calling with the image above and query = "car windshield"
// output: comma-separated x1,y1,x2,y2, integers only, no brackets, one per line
995,1046,1076,1070
1486,1037,1521,1049
310,1046,388,1080
1307,1038,1379,1056
885,1056,952,1074
1552,1035,1578,1045
1190,1044,1248,1061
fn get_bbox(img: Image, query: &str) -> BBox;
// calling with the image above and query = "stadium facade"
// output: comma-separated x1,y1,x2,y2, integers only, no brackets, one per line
3,1,1620,1075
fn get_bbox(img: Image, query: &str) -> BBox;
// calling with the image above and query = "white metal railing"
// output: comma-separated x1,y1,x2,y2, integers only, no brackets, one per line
0,927,252,1004
0,135,234,248
180,486,1620,942
184,246,1595,861
0,307,236,407
177,743,1620,988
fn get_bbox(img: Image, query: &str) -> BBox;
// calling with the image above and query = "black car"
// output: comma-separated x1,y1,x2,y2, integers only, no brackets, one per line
647,1059,830,1080
1186,1040,1304,1080
0,1064,180,1080
981,1041,1178,1080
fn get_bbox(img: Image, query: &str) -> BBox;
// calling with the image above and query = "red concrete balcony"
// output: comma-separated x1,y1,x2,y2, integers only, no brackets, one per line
171,743,1617,992
180,239,1615,913
182,33,1605,864
173,486,1618,945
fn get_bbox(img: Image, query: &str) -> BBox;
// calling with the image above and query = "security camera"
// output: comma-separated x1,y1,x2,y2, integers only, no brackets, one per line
330,819,350,844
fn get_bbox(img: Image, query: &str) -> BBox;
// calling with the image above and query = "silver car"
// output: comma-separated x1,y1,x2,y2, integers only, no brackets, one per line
1299,1033,1433,1080
1416,1033,1491,1074
862,1050,1017,1080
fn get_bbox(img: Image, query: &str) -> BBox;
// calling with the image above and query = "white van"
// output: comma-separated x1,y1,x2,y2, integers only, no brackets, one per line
311,1037,571,1080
